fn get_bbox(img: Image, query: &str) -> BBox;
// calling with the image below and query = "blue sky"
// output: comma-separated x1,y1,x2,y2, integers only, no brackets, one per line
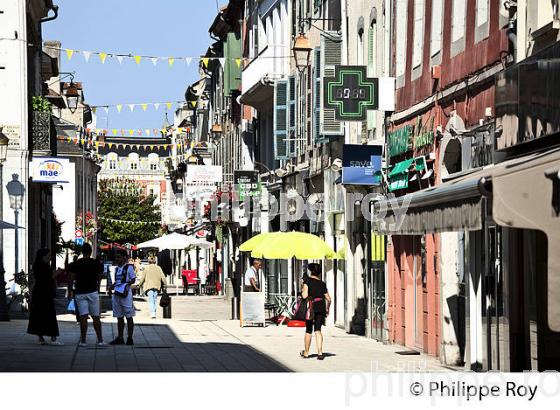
43,0,225,133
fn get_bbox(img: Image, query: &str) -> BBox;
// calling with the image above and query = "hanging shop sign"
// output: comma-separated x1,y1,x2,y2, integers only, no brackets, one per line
388,125,413,158
0,125,21,149
234,170,261,201
31,157,70,183
324,66,378,121
185,165,223,183
341,144,383,185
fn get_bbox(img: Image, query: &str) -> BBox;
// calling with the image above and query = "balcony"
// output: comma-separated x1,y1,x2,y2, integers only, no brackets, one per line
31,111,53,154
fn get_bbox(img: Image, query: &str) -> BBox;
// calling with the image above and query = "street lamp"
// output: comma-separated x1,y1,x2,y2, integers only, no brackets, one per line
0,130,9,321
211,122,223,141
6,174,24,279
292,33,313,72
64,81,80,114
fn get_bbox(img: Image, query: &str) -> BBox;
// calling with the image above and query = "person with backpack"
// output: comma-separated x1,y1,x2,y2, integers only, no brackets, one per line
137,256,167,318
108,249,136,345
68,243,106,347
300,263,331,360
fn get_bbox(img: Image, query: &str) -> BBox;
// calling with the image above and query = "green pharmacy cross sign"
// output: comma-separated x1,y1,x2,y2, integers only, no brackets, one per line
324,66,379,121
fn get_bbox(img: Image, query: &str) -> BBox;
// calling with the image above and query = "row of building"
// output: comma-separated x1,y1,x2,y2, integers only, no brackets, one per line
165,0,560,371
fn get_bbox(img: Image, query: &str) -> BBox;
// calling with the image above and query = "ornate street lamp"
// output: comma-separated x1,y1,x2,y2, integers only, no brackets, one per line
211,122,223,141
6,174,24,279
0,130,9,321
64,81,80,114
292,33,313,72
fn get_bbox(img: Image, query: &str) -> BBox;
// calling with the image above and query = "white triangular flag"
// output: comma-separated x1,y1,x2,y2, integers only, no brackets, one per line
151,57,158,66
128,104,135,112
117,55,124,64
185,57,193,66
219,58,225,66
154,103,160,111
104,107,109,114
83,51,92,62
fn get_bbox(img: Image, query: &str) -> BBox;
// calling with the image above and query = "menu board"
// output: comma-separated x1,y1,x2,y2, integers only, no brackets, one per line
240,292,265,327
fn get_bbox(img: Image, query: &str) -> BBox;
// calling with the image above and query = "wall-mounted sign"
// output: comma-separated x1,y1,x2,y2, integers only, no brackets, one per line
388,125,412,158
413,116,435,150
324,66,378,121
342,144,383,185
184,184,217,201
234,170,261,201
31,157,70,183
0,125,21,149
185,165,223,183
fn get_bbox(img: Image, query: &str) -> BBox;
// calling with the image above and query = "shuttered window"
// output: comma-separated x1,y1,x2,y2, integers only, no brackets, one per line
430,0,444,58
367,25,377,134
274,79,289,160
412,0,425,69
395,0,408,80
320,32,344,136
313,48,326,144
288,75,297,158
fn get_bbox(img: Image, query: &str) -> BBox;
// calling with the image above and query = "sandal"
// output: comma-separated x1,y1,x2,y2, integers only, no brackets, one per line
317,354,325,360
300,350,310,359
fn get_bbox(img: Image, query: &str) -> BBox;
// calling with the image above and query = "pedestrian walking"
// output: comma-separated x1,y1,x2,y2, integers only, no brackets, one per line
137,256,167,318
108,249,136,345
27,248,64,346
244,258,262,292
68,243,106,347
300,263,331,360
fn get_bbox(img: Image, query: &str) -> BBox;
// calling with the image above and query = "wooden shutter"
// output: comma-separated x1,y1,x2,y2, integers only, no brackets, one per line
320,32,344,137
367,26,376,133
313,48,329,144
288,75,297,158
274,79,289,160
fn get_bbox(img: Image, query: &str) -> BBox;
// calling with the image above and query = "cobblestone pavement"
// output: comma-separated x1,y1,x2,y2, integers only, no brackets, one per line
0,295,457,372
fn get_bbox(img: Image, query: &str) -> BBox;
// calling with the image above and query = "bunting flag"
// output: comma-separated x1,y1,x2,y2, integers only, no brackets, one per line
153,103,160,111
128,104,135,112
117,104,123,113
57,136,180,152
104,107,109,114
92,107,97,114
218,58,226,66
117,55,124,64
236,58,242,68
66,49,74,60
201,57,209,68
145,129,151,136
168,57,175,68
134,55,142,65
99,216,161,226
83,51,92,62
166,102,172,110
141,103,148,112
99,52,108,64
185,57,193,66
151,57,159,66
90,101,182,113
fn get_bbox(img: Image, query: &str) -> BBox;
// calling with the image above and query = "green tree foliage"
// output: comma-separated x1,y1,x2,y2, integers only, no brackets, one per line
97,179,161,245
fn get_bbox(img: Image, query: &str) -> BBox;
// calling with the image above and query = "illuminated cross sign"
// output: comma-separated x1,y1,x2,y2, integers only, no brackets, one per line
324,66,378,121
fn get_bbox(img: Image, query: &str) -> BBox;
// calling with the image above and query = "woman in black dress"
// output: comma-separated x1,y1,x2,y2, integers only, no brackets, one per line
300,263,331,360
27,248,63,345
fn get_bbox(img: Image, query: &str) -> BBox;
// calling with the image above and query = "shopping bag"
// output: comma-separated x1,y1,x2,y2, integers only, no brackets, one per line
67,299,76,313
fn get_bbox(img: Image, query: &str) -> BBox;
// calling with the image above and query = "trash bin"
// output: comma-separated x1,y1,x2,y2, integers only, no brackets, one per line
163,296,172,319
231,296,239,320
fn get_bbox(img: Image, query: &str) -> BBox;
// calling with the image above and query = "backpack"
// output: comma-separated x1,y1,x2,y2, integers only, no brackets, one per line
114,264,132,298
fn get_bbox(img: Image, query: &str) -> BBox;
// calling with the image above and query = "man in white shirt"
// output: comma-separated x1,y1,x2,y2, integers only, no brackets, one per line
108,249,136,345
244,258,262,292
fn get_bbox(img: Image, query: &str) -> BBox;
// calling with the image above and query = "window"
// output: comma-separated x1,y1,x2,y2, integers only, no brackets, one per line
128,153,139,170
129,162,138,170
395,0,408,82
430,0,444,60
475,0,490,42
109,160,116,170
412,0,425,70
451,0,466,55
150,163,157,170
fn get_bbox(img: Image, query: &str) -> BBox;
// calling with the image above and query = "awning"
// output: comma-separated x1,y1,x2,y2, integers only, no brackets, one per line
388,158,414,177
239,77,273,109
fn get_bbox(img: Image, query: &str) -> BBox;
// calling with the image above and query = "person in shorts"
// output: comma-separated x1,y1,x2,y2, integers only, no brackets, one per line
108,249,136,345
68,243,106,347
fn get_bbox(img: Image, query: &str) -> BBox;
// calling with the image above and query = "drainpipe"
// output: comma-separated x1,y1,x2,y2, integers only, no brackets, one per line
40,4,59,23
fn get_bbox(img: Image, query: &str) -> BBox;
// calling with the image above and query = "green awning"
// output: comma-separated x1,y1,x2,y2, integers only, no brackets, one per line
415,156,427,171
388,173,409,192
389,158,414,177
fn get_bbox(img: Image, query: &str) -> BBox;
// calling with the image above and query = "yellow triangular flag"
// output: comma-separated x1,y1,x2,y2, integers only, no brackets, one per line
80,139,85,145
202,58,209,67
66,49,74,60
129,130,134,136
99,52,108,64
141,103,148,112
168,57,175,68
166,102,172,110
190,101,197,108
117,104,123,113
108,143,113,149
112,129,117,136
236,58,242,68
134,55,142,65
94,142,99,148
146,130,151,136
149,145,154,150
67,137,71,143
92,107,97,114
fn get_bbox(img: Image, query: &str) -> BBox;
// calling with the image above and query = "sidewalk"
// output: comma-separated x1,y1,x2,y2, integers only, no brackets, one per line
0,295,457,372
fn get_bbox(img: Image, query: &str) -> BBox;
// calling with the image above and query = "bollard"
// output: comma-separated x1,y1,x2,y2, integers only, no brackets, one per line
231,296,239,320
163,296,172,319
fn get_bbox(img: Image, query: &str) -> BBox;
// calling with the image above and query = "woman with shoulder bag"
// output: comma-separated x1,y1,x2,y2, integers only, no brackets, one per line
300,263,331,360
137,256,167,319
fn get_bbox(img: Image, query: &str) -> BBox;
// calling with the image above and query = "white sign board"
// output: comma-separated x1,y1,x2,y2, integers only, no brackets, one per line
184,184,217,200
0,125,21,149
185,165,223,183
378,77,396,112
31,157,71,183
241,291,266,327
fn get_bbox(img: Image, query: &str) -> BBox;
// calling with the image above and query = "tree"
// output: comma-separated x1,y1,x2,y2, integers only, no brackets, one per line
97,179,161,245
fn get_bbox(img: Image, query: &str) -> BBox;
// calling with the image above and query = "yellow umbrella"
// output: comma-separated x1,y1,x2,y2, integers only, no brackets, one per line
239,232,278,252
249,232,339,260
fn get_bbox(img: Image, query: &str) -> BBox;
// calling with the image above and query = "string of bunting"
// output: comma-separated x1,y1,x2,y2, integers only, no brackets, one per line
57,136,194,151
99,217,161,226
43,44,250,68
84,127,192,137
90,101,190,114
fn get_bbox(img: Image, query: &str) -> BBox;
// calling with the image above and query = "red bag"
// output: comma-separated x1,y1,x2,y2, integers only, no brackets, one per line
287,320,306,328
